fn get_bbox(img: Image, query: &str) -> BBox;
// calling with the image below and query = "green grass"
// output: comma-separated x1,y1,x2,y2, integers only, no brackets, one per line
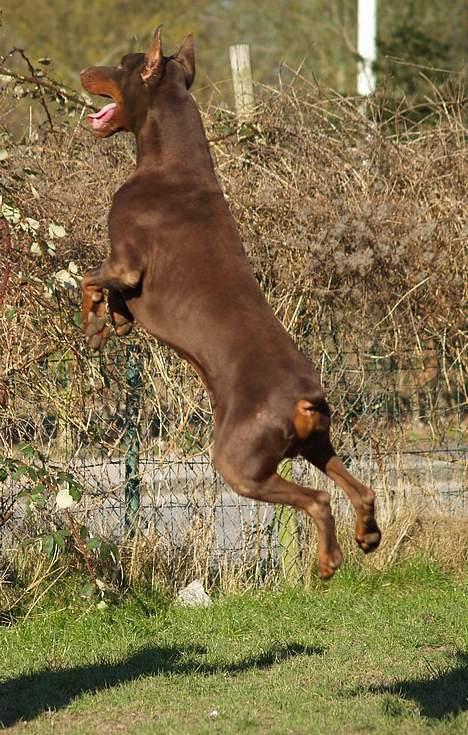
1,560,467,734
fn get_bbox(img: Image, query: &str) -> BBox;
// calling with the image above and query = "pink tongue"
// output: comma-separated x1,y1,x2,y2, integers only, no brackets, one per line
86,102,117,131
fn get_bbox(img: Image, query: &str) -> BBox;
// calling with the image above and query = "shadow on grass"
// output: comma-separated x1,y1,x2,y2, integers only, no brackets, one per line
367,651,468,720
0,642,322,727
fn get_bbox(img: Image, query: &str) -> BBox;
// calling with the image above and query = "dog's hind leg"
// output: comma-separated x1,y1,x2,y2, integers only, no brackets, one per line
214,448,343,579
301,439,381,554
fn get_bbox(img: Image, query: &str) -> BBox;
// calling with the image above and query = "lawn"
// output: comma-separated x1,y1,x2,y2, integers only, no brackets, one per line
1,561,467,734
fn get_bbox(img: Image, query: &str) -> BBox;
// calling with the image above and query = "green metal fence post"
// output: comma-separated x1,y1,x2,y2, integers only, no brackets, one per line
124,344,142,536
275,459,302,584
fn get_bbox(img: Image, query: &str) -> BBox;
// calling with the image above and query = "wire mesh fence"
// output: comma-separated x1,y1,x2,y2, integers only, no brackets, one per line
0,335,466,583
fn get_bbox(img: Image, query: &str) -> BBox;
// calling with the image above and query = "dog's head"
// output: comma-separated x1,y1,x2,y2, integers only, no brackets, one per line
80,28,195,138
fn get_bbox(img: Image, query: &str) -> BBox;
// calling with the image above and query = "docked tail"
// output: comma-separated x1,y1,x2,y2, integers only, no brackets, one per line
293,399,330,439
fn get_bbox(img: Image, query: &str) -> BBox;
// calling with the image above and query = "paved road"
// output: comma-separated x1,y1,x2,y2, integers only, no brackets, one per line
3,450,466,551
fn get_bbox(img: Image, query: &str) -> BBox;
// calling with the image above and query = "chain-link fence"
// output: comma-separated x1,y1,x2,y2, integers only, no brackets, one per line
0,336,466,581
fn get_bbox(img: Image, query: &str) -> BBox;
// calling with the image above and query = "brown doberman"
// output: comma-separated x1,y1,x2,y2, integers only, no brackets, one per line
80,28,381,579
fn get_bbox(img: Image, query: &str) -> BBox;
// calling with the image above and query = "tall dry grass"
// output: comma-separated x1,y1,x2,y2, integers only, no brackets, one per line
0,73,466,599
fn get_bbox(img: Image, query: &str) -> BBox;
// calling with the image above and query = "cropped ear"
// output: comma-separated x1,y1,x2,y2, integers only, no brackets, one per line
141,25,163,83
174,33,195,88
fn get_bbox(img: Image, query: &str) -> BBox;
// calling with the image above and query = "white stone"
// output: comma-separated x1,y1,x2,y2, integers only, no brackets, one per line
176,580,212,607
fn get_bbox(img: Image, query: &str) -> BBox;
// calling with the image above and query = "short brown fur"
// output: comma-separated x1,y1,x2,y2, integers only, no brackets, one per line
80,30,381,579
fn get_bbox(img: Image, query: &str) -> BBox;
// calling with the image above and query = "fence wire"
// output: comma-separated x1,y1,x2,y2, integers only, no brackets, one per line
0,338,466,580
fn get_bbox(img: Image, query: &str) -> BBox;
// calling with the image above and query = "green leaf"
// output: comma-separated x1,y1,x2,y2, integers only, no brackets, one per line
41,534,55,557
57,471,74,483
99,542,111,560
12,466,28,480
26,467,39,481
86,537,101,551
73,311,83,328
79,525,89,539
219,125,235,136
239,124,257,141
68,485,82,502
81,582,97,598
30,492,46,509
19,443,37,459
4,306,16,321
53,531,66,549
53,530,70,549
96,541,119,562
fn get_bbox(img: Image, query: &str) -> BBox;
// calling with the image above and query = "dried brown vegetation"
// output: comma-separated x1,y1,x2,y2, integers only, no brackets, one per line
0,79,466,378
0,75,466,591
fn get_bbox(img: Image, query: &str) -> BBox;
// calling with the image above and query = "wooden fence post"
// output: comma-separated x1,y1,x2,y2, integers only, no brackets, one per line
275,459,302,584
229,44,255,121
230,44,300,582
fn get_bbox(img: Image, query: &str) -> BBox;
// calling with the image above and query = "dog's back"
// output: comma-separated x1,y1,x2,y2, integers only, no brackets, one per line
80,29,381,578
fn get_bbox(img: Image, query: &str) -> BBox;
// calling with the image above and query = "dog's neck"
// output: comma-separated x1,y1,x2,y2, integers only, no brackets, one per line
134,90,216,182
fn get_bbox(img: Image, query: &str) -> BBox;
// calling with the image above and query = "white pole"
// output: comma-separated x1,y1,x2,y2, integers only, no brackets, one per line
357,0,377,96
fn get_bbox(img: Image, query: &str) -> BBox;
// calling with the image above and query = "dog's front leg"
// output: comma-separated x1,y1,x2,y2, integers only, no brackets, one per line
82,259,139,350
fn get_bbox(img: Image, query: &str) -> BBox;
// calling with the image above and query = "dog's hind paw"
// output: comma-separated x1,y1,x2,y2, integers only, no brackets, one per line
356,518,382,554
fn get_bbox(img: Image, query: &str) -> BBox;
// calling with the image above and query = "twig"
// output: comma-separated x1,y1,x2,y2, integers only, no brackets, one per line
0,219,12,308
0,48,97,120
373,276,431,330
0,66,93,109
1,48,55,131
64,508,97,583
383,56,463,75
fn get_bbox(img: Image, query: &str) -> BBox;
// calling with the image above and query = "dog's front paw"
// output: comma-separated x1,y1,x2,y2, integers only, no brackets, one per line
82,288,110,350
108,291,134,338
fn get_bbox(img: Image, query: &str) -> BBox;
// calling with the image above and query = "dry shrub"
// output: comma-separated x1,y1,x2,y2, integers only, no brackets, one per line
209,85,466,362
122,512,217,595
0,76,466,591
0,79,465,371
